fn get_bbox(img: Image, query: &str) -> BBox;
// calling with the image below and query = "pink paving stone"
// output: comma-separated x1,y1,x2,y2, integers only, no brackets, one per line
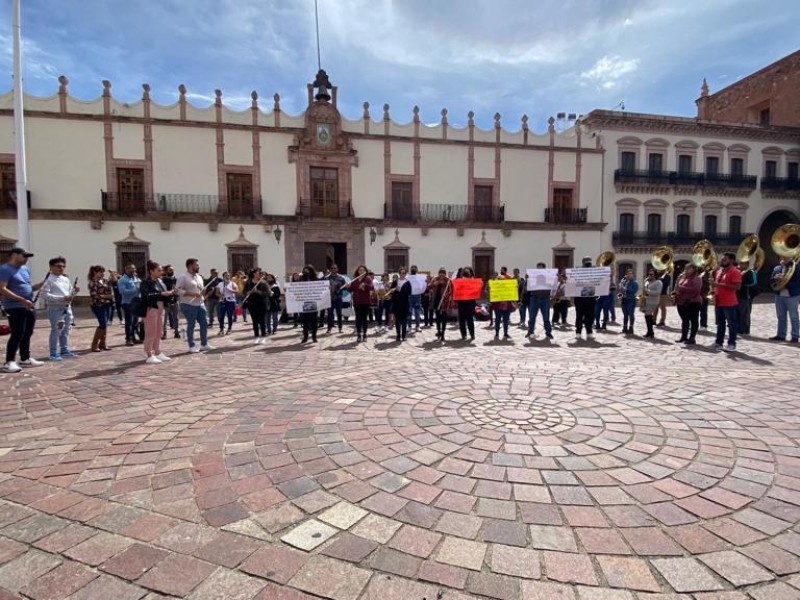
240,545,309,584
596,555,661,592
63,532,134,566
137,554,217,597
543,551,598,585
100,543,168,580
20,561,98,600
491,544,541,579
388,525,442,558
288,555,372,600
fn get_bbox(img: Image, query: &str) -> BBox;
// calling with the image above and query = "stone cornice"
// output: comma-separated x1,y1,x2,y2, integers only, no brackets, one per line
582,110,800,144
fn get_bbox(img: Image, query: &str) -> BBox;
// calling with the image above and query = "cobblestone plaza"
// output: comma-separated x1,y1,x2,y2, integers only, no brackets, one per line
0,303,798,599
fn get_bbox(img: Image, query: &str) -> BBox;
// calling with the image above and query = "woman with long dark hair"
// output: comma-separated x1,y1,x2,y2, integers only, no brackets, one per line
265,273,282,336
87,265,114,352
641,269,663,339
390,267,412,342
456,267,477,341
299,264,319,343
345,265,374,342
674,264,702,345
140,260,176,364
243,269,268,344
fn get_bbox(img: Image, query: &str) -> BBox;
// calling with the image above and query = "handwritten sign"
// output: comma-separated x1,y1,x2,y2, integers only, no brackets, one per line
284,281,331,313
526,268,558,292
489,279,519,302
564,267,611,298
452,278,483,301
408,274,428,295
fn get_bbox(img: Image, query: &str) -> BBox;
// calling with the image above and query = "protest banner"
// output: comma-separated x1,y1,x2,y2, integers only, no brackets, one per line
284,281,331,313
452,278,483,301
408,274,427,295
489,279,519,302
564,267,611,298
526,268,558,292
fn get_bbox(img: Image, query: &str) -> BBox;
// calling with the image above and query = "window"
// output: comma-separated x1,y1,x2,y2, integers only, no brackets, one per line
551,188,574,222
729,215,742,237
704,215,718,237
310,167,338,218
391,182,413,221
226,173,254,217
646,213,662,235
676,214,691,236
385,251,408,274
764,160,777,178
618,213,634,233
620,151,636,172
705,156,719,175
730,158,744,177
474,185,493,221
648,153,663,172
229,252,256,274
788,162,799,181
117,168,146,212
678,155,692,174
759,108,770,126
0,162,15,209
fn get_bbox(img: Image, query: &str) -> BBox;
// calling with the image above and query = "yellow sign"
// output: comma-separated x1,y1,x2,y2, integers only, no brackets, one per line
489,279,519,303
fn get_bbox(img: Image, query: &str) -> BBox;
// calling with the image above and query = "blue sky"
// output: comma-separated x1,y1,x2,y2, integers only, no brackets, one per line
1,0,798,131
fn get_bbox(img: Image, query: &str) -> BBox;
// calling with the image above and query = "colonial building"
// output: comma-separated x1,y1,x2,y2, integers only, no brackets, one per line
0,70,605,287
582,103,800,285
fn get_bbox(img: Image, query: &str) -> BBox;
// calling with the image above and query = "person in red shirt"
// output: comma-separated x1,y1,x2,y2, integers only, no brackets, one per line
710,252,742,352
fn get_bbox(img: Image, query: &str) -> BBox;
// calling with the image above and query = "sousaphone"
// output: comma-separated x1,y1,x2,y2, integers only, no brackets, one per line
770,224,800,292
651,246,674,274
597,251,615,267
736,234,765,272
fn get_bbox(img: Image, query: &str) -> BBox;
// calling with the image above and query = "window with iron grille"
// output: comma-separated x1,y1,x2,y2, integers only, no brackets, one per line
227,173,254,217
646,213,662,235
678,155,692,174
117,168,146,212
730,158,744,176
648,153,663,172
705,156,719,175
764,160,777,178
729,216,742,238
704,215,718,237
676,214,691,236
618,213,634,233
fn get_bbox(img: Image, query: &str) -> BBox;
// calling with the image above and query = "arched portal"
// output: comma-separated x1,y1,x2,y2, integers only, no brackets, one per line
758,209,799,287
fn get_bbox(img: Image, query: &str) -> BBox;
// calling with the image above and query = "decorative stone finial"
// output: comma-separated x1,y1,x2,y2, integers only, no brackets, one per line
238,225,245,237
142,83,150,100
494,113,502,128
412,105,420,123
561,231,567,243
273,93,281,111
102,80,111,96
441,108,448,125
214,89,222,106
58,75,69,89
701,78,709,97
251,91,258,108
178,84,186,96
362,102,370,119
521,114,529,129
129,223,135,236
383,104,390,120
467,111,475,126
548,116,555,132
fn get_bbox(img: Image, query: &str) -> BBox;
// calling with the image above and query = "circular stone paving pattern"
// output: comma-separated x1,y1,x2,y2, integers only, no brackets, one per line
458,398,577,433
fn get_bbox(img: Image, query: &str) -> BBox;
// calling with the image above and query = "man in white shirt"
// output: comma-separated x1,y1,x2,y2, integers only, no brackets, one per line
40,256,79,361
175,258,216,353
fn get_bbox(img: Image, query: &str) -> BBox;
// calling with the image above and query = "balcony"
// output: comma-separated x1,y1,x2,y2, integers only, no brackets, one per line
384,203,415,222
418,203,504,223
612,231,747,247
761,176,800,191
544,207,587,224
614,169,758,190
102,192,258,217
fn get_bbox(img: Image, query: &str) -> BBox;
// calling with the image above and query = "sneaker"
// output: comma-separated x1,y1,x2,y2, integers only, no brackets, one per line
155,353,171,362
4,361,22,373
125,340,135,347
769,336,785,341
174,331,181,339
710,343,723,351
724,344,736,352
60,350,78,358
145,355,162,364
254,338,263,345
575,333,582,339
586,334,595,340
545,332,553,339
49,353,62,362
218,330,225,337
200,344,216,351
20,358,44,367
188,346,200,354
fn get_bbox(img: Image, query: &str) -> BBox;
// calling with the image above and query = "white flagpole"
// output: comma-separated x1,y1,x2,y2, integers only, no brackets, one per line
12,0,30,250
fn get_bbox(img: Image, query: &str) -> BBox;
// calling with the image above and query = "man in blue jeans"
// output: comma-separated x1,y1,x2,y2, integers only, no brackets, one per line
118,263,141,346
175,258,216,353
325,264,346,333
527,262,554,339
407,265,423,332
770,257,800,343
710,252,742,352
0,247,45,373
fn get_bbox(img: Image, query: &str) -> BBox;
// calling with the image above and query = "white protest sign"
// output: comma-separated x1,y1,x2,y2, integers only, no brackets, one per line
526,268,558,292
284,281,331,313
408,274,427,295
564,267,611,298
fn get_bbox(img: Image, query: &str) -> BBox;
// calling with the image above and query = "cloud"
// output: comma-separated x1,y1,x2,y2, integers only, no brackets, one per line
580,55,640,91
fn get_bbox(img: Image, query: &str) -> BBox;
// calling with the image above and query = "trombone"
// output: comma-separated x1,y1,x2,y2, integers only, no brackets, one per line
770,224,800,292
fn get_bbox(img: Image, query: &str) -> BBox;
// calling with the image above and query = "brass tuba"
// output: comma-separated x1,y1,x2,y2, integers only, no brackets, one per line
651,246,674,274
770,224,800,292
691,239,717,272
597,251,615,267
736,234,765,272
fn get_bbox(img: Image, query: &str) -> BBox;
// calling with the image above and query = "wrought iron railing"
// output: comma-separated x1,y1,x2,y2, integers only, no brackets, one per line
615,169,758,190
612,231,748,246
544,207,587,224
418,203,504,223
761,176,800,191
102,192,258,216
155,194,220,213
384,203,415,221
703,173,758,189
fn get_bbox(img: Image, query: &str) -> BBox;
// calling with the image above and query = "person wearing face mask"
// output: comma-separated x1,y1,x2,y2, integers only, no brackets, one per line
709,252,742,352
216,271,238,336
455,267,477,341
641,269,663,339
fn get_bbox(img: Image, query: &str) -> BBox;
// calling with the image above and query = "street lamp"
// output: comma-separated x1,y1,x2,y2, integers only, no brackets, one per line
274,225,282,244
369,227,377,245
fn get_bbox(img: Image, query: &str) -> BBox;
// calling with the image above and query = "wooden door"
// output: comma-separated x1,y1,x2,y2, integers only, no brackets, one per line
311,168,339,218
391,182,413,220
474,186,493,222
227,173,253,217
473,253,494,282
554,254,571,274
117,168,145,211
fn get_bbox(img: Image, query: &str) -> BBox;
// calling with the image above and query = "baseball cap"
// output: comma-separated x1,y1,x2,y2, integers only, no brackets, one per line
10,247,33,257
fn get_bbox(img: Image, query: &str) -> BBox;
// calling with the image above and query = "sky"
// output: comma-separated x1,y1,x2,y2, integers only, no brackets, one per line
0,0,798,132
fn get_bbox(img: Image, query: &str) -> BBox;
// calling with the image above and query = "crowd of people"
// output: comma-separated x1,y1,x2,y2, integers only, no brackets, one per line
0,247,798,372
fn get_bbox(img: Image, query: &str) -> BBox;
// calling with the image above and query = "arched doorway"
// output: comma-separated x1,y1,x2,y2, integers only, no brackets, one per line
758,210,799,287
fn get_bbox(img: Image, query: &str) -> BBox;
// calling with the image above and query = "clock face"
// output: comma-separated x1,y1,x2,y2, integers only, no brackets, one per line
316,124,332,147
